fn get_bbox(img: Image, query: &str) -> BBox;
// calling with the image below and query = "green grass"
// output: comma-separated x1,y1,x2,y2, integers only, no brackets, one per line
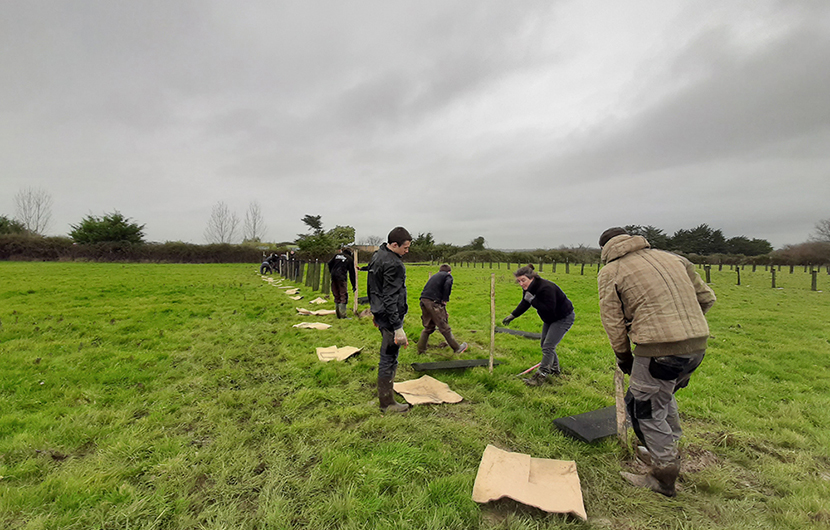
0,261,829,529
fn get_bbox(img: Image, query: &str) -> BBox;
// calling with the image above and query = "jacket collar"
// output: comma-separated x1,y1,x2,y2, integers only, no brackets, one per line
601,234,650,263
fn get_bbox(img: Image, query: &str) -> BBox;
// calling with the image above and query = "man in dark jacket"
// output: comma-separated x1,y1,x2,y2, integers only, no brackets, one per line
366,226,412,413
417,264,468,355
598,227,716,497
327,248,356,319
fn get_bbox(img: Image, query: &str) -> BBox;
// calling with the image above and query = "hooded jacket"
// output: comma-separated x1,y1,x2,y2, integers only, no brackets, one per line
598,234,716,357
328,251,356,289
366,243,408,330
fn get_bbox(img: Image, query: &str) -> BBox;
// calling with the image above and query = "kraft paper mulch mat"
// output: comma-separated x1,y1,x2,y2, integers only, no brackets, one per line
315,345,361,362
296,308,336,316
292,322,331,330
392,375,463,405
285,288,300,295
309,297,328,304
472,444,587,521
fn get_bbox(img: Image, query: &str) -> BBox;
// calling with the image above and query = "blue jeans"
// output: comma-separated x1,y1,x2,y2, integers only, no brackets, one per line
539,311,575,375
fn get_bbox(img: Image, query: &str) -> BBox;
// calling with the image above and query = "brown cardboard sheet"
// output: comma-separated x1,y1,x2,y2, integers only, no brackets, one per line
472,445,587,521
392,375,463,405
315,345,361,362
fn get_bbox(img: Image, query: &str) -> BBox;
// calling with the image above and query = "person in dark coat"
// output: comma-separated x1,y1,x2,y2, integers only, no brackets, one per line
366,226,412,413
416,264,468,355
327,248,356,318
502,264,575,386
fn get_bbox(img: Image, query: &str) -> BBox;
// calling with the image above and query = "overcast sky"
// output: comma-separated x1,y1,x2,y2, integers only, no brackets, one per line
2,0,828,249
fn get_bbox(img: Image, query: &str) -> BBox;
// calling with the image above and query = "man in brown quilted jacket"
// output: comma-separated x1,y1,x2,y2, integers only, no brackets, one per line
598,227,716,497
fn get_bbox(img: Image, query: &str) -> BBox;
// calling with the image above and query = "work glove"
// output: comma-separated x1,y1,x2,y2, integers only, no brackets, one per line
394,327,408,347
501,315,515,326
615,351,634,375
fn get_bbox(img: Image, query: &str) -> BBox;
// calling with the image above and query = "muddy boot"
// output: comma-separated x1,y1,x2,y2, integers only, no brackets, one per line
635,445,653,466
522,371,550,387
417,330,430,354
377,377,409,413
621,460,680,497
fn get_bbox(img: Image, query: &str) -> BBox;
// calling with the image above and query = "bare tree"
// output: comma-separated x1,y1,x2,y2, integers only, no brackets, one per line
243,201,267,242
14,187,53,235
359,235,383,246
204,202,240,244
811,218,830,242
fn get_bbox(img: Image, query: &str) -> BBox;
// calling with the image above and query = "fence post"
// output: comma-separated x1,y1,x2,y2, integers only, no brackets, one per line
752,264,756,272
305,262,313,287
489,273,495,375
718,262,723,271
312,260,320,291
539,261,543,272
704,265,711,283
322,265,330,295
736,267,741,286
812,268,818,291
581,263,585,275
565,261,570,274
771,268,776,288
790,265,794,274
552,262,557,273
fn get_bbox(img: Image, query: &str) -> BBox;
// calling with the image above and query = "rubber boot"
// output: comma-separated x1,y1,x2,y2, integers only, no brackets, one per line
522,371,550,387
377,377,409,413
621,460,680,497
335,303,346,319
636,445,652,466
417,330,430,354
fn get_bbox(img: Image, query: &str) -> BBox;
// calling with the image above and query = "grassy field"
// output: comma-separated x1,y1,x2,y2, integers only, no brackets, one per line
1,261,829,529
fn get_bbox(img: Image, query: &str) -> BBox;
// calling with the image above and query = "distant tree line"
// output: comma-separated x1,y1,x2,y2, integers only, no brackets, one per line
2,189,828,266
622,224,773,256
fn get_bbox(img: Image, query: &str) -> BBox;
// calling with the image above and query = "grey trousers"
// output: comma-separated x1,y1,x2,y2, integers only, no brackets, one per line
538,311,575,375
377,326,401,381
625,351,705,465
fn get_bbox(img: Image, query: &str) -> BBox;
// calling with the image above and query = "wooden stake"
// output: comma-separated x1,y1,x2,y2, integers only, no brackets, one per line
614,367,627,448
489,273,495,374
352,248,359,316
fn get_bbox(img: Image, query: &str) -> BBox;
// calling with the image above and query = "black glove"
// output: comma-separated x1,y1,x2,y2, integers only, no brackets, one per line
501,315,515,326
616,351,634,375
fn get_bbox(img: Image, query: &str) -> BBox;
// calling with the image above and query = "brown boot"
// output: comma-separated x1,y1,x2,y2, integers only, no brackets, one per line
621,460,679,497
416,330,430,354
522,371,550,387
635,445,652,466
377,377,409,413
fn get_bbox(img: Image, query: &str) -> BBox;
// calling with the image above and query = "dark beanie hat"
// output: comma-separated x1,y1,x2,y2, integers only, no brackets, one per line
599,227,628,247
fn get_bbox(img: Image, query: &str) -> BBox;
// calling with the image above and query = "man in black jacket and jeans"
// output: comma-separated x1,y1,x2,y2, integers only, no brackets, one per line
366,227,412,413
417,264,468,355
327,248,356,318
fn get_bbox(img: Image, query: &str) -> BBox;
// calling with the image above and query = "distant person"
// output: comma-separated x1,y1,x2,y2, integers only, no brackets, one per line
366,226,412,413
598,227,716,497
327,248,356,319
502,264,575,386
260,259,273,275
416,264,468,355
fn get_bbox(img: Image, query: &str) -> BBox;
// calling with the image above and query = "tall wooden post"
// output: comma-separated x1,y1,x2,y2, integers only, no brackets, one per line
812,268,818,291
771,268,776,288
736,267,741,286
705,265,711,284
489,273,495,375
353,249,359,316
615,367,627,448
